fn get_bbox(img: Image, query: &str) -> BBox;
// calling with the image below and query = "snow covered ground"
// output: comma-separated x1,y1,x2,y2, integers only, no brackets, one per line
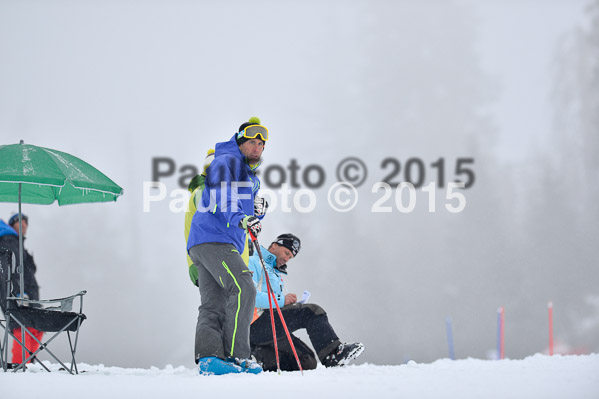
2,354,598,399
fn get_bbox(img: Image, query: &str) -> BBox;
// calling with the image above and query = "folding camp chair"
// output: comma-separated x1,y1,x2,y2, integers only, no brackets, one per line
0,247,86,374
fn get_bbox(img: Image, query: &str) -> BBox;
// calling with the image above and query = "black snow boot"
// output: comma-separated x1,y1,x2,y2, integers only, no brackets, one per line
322,342,364,367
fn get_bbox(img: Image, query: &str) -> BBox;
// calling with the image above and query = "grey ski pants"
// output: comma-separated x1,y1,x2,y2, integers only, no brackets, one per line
189,242,256,361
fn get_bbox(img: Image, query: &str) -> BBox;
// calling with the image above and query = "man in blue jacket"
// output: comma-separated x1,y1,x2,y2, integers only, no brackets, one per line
249,234,365,371
187,117,269,375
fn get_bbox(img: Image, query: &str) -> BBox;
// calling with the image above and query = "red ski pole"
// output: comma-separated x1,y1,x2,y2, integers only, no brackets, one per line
249,231,280,372
250,232,304,374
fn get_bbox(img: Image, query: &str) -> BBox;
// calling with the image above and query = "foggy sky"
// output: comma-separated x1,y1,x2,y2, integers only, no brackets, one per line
0,0,596,368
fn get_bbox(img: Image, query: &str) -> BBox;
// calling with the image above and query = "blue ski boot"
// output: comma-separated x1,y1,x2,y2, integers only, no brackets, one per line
230,357,263,374
198,357,243,375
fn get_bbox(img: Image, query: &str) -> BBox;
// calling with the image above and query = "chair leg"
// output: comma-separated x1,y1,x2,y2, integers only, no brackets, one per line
70,316,84,374
8,327,51,373
1,320,9,372
20,328,25,372
67,331,78,374
10,315,78,374
0,320,5,371
15,333,70,373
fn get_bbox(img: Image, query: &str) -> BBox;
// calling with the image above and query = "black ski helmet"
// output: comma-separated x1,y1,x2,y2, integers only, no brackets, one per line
273,233,301,257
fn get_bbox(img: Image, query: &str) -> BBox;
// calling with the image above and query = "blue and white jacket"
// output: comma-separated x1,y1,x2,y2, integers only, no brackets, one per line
187,134,262,254
248,246,286,309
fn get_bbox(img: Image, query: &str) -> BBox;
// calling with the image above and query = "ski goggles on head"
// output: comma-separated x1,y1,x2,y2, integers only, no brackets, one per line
237,124,269,142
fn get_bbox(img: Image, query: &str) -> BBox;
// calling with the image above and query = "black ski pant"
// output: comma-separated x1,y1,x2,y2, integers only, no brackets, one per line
250,303,341,371
189,243,256,361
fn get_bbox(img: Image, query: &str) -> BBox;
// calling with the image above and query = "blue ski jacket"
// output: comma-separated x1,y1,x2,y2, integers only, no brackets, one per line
187,134,262,254
248,246,286,309
0,220,18,239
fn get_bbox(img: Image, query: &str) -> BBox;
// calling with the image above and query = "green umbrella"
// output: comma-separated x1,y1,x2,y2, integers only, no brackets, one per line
0,141,123,205
0,140,124,299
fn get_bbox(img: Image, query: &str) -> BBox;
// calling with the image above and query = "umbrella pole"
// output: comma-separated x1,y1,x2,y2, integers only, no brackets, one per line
18,183,24,300
18,182,26,369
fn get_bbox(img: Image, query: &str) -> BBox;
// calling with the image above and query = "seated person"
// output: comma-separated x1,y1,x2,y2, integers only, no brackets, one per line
248,233,364,371
0,214,43,364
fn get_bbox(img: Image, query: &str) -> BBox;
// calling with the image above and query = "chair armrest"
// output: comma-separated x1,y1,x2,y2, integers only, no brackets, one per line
8,290,87,313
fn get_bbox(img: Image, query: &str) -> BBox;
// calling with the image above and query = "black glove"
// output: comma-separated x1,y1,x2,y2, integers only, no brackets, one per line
240,215,262,238
254,195,269,217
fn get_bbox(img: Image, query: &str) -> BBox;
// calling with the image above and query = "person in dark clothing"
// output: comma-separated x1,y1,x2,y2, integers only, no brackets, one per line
248,234,365,371
0,214,43,364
